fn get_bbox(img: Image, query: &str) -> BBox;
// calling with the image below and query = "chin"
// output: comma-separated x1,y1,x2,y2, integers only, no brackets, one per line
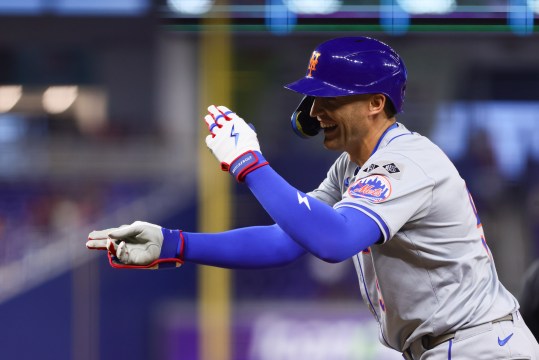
322,139,342,152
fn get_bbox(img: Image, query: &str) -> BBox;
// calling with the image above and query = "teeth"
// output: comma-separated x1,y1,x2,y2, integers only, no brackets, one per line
320,123,337,129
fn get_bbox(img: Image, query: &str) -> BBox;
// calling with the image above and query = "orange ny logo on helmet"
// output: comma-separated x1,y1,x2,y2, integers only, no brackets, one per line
307,51,321,77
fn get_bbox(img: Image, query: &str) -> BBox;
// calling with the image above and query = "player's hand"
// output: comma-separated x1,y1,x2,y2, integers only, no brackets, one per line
86,221,184,270
204,105,268,182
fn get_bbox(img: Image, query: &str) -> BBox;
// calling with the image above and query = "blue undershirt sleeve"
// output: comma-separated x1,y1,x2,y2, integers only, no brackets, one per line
245,165,382,263
183,224,306,269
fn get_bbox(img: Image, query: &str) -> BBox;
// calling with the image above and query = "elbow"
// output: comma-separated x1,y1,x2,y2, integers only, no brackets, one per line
306,234,366,263
271,241,306,266
311,248,349,264
292,235,354,263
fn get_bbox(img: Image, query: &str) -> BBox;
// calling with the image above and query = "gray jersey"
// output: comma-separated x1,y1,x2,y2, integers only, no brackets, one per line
308,123,518,352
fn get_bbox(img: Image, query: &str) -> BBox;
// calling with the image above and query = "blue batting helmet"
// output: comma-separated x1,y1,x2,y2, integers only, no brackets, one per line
284,37,407,113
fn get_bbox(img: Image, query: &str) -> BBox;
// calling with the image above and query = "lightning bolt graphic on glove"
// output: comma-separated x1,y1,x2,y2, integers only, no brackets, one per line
230,124,240,147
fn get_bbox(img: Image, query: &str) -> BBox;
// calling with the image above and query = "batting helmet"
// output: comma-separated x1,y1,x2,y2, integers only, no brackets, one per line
284,36,407,113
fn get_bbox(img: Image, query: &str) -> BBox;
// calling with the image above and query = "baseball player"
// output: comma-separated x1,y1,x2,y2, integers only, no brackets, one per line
87,37,539,359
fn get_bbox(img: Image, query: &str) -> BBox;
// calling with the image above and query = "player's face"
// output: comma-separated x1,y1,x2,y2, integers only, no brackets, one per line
310,94,374,154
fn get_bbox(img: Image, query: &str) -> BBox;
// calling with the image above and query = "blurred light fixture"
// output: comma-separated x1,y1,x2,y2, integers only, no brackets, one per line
167,0,213,15
397,0,455,14
42,86,78,114
74,88,108,134
285,0,341,14
529,0,539,13
0,85,23,113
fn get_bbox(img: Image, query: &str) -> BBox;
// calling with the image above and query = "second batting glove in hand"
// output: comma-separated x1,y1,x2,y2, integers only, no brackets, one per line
204,105,268,182
86,221,184,269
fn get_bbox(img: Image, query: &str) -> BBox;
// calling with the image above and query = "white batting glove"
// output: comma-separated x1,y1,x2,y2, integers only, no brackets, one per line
204,105,269,182
86,221,184,270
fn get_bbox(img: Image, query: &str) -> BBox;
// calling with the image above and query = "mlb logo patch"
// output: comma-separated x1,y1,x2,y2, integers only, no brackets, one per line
348,175,392,203
363,164,379,173
383,163,400,173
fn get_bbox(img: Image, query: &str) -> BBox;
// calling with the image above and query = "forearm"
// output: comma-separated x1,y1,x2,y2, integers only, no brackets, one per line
245,166,382,262
183,224,306,269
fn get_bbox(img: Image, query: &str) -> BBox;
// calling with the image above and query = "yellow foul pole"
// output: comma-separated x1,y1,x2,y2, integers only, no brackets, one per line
198,3,232,360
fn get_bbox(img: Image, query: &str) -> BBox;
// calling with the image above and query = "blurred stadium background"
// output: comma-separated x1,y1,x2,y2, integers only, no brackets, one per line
0,0,538,359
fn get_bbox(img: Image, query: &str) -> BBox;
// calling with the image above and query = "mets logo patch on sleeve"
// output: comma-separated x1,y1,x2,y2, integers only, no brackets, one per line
348,175,392,203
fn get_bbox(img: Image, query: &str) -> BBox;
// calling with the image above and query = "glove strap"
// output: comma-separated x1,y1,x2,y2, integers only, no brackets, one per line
159,229,185,268
107,229,185,270
222,151,269,182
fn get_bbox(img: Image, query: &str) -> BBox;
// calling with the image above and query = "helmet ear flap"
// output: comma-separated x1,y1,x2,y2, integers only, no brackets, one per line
290,96,320,138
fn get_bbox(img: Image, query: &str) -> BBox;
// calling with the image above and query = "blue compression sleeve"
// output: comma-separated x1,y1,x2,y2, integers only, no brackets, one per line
183,224,306,269
245,165,382,262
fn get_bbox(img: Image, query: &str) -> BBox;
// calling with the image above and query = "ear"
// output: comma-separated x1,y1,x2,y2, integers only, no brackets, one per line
369,94,386,115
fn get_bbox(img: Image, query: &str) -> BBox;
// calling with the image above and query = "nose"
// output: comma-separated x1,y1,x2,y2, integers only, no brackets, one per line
310,97,323,118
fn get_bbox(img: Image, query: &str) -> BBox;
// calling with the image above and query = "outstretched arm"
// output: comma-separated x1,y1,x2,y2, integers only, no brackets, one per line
87,222,305,269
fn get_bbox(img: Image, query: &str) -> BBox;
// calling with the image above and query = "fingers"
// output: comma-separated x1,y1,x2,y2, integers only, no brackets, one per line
88,228,119,240
87,224,127,253
89,238,135,265
108,223,140,239
205,105,235,137
115,242,155,265
87,227,121,250
116,241,129,263
208,104,234,122
106,239,119,256
86,239,108,250
214,105,237,120
204,114,219,137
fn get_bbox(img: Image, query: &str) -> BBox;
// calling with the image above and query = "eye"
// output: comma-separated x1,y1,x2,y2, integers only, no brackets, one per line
316,96,340,109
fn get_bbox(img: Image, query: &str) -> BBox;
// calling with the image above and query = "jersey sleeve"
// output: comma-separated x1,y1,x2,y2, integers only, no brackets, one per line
334,153,435,243
308,153,348,206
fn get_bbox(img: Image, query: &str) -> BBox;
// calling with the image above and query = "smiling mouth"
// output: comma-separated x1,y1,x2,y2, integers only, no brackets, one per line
320,123,337,134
